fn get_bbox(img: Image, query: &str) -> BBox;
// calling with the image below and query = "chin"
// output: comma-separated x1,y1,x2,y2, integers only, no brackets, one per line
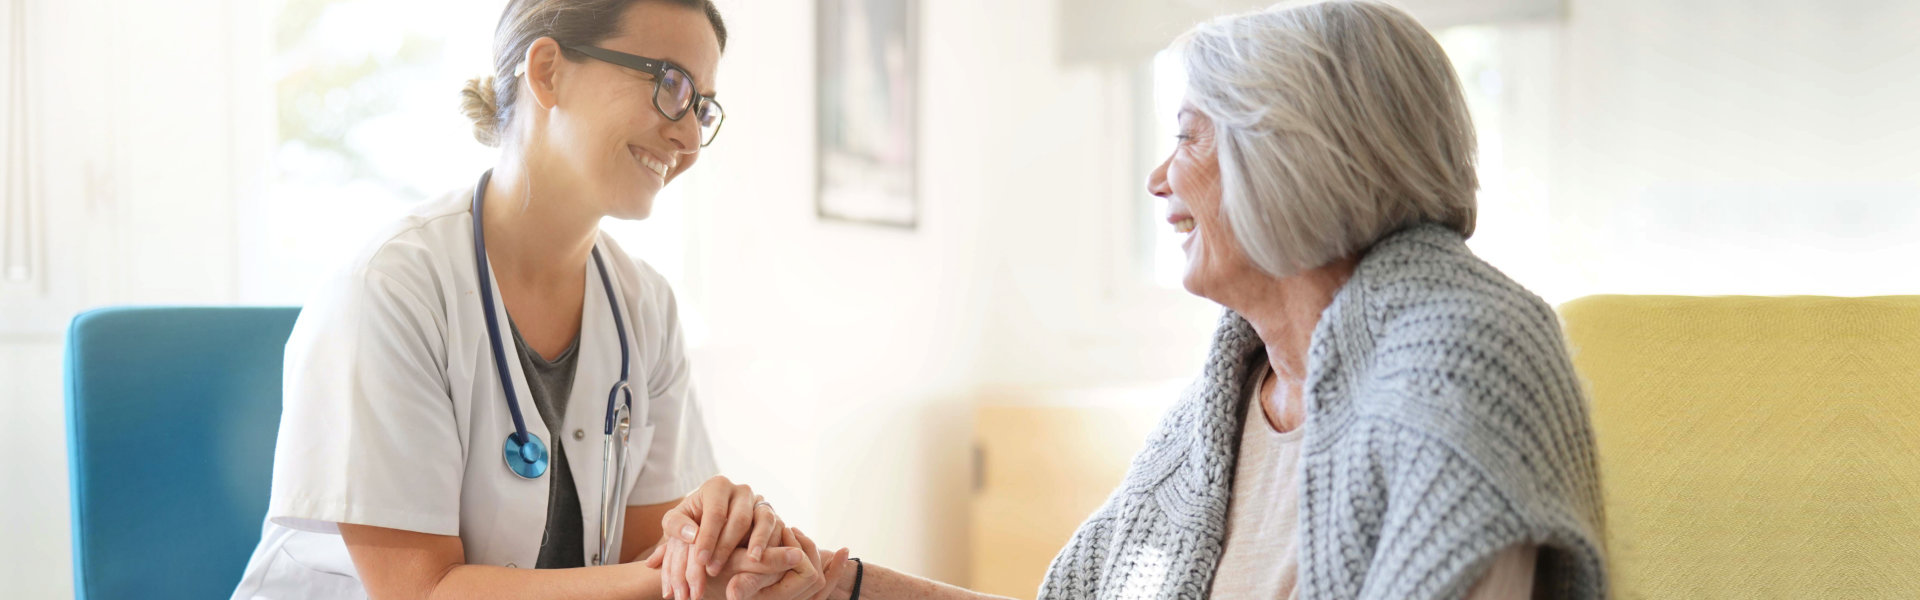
609,188,658,220
1181,252,1237,303
1180,267,1213,300
612,204,655,221
619,206,655,221
1179,244,1212,296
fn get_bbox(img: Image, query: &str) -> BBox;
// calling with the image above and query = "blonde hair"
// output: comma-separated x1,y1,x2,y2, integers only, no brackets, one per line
1179,0,1477,277
460,76,505,147
459,0,729,147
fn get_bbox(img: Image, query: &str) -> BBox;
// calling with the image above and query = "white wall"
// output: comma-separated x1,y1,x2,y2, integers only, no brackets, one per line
0,340,72,598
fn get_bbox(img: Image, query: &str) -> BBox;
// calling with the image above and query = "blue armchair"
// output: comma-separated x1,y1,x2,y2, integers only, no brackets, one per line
64,306,300,600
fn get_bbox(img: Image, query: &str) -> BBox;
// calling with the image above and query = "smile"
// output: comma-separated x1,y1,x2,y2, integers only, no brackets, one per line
630,146,674,181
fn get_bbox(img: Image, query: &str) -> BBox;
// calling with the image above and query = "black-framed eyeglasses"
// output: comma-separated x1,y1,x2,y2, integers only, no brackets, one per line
564,44,724,147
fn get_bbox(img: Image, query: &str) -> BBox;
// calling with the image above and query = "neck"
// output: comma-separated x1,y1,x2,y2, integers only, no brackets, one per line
1227,257,1360,382
1223,256,1360,430
480,146,600,287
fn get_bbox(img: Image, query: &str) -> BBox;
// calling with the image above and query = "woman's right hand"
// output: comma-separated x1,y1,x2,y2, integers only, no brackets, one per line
646,523,847,600
717,527,851,600
650,475,851,599
647,476,784,598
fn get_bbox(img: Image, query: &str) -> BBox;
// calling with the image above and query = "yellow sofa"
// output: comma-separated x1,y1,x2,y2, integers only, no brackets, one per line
1558,295,1920,599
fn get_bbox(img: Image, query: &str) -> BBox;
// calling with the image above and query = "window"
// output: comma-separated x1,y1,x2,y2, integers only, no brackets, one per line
1435,24,1560,302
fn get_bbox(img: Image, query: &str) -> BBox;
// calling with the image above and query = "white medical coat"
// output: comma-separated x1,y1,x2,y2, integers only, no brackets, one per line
230,183,718,599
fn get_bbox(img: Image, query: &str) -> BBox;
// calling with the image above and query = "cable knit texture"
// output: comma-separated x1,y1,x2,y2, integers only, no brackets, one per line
1037,223,1607,599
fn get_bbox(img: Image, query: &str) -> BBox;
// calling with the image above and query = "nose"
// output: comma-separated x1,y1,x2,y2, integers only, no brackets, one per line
1147,156,1173,198
664,112,700,153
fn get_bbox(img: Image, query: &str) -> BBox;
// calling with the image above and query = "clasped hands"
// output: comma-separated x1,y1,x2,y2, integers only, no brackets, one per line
645,476,852,600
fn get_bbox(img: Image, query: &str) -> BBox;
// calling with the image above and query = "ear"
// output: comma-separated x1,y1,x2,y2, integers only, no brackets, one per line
522,37,565,111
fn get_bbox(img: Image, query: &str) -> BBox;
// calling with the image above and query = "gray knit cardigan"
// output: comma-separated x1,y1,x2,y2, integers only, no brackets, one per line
1037,223,1607,599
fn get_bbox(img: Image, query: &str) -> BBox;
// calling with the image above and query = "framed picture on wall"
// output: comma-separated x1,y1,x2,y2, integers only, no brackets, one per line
816,0,919,229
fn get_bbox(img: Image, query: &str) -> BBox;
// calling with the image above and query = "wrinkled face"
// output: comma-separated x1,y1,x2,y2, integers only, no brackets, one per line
1147,104,1263,301
542,1,720,220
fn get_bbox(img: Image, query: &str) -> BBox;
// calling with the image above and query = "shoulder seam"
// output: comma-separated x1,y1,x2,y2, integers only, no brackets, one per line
350,208,467,277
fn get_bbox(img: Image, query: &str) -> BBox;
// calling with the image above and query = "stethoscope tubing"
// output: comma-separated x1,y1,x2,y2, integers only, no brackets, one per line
590,249,635,436
472,170,638,565
472,170,539,448
472,170,635,476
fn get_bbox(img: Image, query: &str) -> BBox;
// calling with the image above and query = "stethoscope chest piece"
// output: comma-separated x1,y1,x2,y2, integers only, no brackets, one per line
503,431,549,479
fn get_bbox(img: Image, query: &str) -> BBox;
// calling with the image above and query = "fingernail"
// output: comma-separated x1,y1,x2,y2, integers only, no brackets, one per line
750,547,762,561
681,524,697,541
787,548,804,563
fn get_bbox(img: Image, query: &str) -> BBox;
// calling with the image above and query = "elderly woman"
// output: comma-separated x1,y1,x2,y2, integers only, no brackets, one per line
651,2,1605,599
1037,1,1607,598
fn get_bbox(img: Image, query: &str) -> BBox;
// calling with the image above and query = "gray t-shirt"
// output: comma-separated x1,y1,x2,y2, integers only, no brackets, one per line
509,320,585,569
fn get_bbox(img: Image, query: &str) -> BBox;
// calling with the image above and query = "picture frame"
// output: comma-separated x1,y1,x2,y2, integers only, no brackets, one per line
815,0,919,229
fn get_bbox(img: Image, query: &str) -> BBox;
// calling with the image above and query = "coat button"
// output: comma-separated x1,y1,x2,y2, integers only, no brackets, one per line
573,429,586,440
505,563,517,568
592,553,601,564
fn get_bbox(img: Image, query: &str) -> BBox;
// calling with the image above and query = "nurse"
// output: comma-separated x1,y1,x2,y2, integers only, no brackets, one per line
230,1,848,598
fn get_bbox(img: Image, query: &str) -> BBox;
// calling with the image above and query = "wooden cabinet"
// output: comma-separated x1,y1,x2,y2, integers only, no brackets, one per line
967,385,1181,599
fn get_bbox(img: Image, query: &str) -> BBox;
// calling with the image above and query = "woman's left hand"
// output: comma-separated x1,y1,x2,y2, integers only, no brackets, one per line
646,476,786,599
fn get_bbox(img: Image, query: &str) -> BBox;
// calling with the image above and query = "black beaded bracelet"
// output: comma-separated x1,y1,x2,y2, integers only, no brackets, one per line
849,557,864,600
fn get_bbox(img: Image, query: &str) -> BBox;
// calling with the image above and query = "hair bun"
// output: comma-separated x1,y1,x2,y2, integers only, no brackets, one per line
460,75,502,147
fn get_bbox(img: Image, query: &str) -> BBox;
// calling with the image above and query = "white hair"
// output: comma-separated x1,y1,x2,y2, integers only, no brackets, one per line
1179,0,1478,277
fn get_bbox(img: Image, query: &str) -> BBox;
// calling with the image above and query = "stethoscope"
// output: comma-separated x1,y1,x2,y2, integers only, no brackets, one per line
472,169,635,566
